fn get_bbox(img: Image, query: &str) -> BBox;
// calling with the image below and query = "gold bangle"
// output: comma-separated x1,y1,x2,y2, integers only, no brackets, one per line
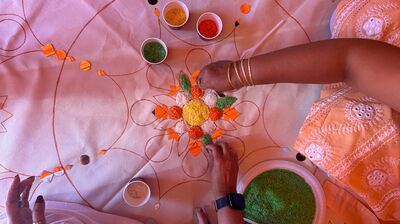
247,57,255,85
227,62,235,89
233,61,245,87
240,59,251,86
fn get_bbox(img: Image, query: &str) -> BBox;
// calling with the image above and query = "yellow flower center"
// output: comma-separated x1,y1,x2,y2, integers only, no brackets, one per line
182,99,209,126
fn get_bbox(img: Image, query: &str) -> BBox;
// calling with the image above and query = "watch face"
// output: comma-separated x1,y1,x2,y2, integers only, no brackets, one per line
228,193,246,210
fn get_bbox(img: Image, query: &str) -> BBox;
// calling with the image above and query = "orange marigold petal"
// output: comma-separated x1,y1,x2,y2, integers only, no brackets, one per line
166,128,179,141
168,85,180,96
189,126,203,139
55,50,67,60
154,8,160,17
41,43,56,57
168,106,182,119
98,149,108,156
80,60,91,71
155,104,168,119
67,56,75,62
223,107,240,121
209,107,223,121
212,129,224,140
97,69,107,77
240,3,251,14
190,146,202,156
64,165,73,170
190,86,204,99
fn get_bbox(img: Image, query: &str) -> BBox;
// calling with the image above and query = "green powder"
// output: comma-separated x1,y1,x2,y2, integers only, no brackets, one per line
244,169,316,224
143,42,166,63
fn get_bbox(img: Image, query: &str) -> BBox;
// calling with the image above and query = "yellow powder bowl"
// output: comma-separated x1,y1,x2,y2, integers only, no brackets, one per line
162,1,189,29
182,99,209,126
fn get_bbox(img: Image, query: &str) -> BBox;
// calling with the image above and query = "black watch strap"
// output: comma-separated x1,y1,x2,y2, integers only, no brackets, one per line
215,195,230,210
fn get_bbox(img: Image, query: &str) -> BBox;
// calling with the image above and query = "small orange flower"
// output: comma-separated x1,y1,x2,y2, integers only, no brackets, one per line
209,107,223,121
189,126,203,139
168,106,182,119
191,86,204,98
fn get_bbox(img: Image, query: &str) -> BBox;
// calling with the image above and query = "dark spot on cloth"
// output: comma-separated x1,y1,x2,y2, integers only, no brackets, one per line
235,21,240,27
80,154,90,165
296,153,306,162
218,92,226,97
152,109,156,115
148,0,158,5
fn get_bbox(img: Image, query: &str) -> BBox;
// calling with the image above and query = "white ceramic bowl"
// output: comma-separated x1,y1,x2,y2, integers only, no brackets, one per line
237,160,326,224
140,38,168,65
162,0,189,29
196,12,223,40
123,179,151,207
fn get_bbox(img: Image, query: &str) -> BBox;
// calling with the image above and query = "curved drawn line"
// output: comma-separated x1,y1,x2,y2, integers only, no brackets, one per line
0,164,33,177
233,28,241,59
108,64,148,77
262,84,281,147
130,99,159,126
181,150,209,178
159,179,210,200
144,134,174,162
184,48,212,75
0,19,27,51
232,100,261,127
51,0,116,209
21,0,44,46
108,147,161,201
0,50,41,65
221,133,246,160
146,62,176,91
273,0,311,43
105,75,130,149
239,146,282,165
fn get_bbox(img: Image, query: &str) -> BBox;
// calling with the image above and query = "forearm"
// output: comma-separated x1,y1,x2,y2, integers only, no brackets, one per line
244,38,400,110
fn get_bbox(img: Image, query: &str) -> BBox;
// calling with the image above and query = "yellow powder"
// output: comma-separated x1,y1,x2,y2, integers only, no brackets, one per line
165,7,186,26
183,99,209,126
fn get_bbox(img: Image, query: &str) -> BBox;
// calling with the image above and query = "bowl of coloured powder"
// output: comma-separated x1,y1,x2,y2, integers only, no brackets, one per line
140,38,168,64
196,12,223,40
237,160,326,224
123,177,151,207
162,0,189,29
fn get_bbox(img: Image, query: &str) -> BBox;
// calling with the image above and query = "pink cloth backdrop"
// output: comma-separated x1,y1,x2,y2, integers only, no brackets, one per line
0,0,339,223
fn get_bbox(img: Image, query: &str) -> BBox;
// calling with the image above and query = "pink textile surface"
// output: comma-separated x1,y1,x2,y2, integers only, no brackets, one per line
0,0,338,223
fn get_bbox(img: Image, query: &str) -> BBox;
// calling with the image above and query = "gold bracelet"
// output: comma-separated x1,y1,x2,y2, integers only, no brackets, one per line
240,59,251,86
247,57,255,85
227,62,235,89
233,61,246,87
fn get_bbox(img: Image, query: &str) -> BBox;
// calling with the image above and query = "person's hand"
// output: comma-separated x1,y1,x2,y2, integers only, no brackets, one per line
205,142,239,199
198,61,236,92
6,175,46,224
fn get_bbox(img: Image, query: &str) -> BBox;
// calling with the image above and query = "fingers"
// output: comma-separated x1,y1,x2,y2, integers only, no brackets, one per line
33,195,46,223
20,176,35,208
205,144,222,162
195,207,209,224
219,142,235,159
6,175,20,210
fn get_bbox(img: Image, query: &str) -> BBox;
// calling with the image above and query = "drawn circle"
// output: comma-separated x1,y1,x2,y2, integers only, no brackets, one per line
0,19,27,51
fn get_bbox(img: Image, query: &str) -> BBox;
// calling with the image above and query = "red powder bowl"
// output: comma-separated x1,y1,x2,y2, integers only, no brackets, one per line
196,12,223,40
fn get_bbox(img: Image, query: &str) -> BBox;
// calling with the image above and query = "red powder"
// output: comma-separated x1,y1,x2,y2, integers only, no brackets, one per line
198,19,218,38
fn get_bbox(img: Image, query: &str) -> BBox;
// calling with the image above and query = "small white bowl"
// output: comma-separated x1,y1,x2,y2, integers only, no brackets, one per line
140,38,168,65
196,12,223,40
162,1,189,29
123,178,151,207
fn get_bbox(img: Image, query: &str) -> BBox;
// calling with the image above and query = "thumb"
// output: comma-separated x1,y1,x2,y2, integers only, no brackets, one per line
33,195,46,223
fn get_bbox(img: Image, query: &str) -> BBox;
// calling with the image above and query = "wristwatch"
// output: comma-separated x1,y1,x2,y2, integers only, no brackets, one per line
215,193,246,211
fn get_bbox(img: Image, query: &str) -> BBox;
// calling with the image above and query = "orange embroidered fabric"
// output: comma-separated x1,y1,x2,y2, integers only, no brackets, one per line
295,1,400,221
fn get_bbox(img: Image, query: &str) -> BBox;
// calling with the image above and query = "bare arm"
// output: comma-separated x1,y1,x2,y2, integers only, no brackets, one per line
199,39,400,111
